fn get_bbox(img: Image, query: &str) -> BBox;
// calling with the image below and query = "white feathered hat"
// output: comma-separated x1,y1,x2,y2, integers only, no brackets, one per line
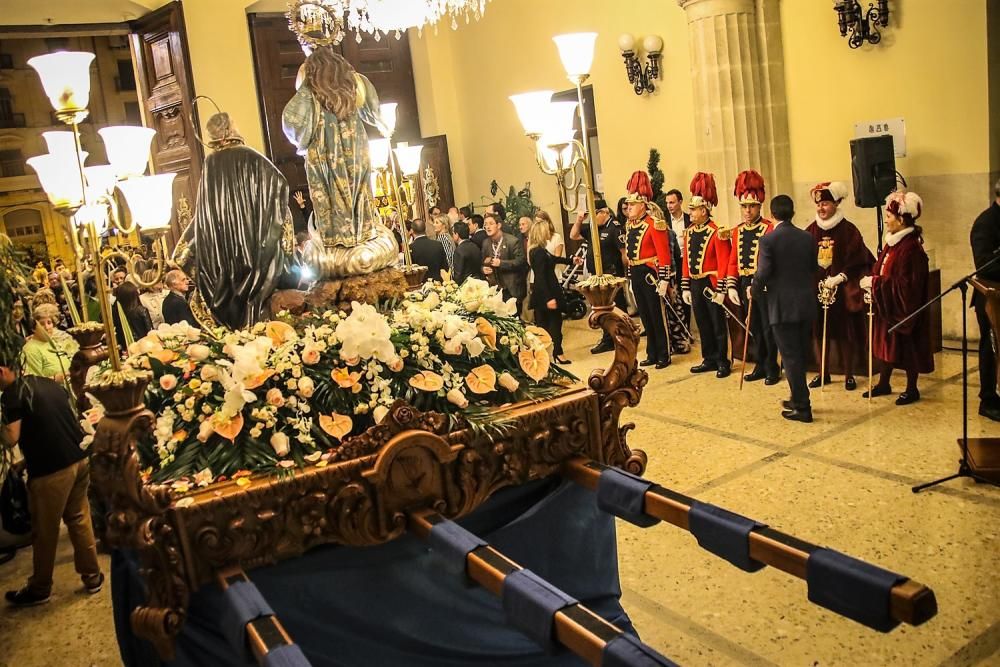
885,190,923,222
810,181,850,205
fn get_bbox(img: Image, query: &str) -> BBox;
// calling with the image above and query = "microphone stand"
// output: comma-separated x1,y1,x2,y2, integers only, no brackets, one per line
891,251,1000,492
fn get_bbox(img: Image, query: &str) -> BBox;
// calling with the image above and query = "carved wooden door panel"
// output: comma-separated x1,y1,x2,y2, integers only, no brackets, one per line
248,14,308,194
338,31,420,143
419,135,455,212
129,1,202,247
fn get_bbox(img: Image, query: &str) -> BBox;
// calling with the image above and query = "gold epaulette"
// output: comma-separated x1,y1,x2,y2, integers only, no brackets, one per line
652,216,667,231
717,227,733,241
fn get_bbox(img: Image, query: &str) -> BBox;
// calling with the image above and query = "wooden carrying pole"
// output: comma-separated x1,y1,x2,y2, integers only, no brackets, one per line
562,458,937,628
216,567,299,665
408,511,648,666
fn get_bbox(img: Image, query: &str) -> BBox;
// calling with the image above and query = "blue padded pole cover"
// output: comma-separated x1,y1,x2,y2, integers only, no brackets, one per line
806,548,906,632
502,568,578,654
596,468,661,528
220,580,275,661
687,501,766,572
602,632,679,667
262,644,311,667
428,519,488,578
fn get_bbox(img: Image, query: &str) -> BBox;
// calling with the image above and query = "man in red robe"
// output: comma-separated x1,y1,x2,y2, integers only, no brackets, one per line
807,182,874,390
861,191,933,404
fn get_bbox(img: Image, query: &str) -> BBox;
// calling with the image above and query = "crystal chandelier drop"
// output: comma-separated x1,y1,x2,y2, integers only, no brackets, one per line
287,0,490,46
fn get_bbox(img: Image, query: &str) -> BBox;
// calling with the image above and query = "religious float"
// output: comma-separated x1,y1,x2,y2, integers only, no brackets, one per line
14,2,937,665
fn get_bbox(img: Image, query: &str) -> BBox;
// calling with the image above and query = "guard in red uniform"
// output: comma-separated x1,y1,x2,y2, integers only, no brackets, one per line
861,191,934,405
681,172,731,377
725,170,779,383
807,181,875,390
624,171,674,368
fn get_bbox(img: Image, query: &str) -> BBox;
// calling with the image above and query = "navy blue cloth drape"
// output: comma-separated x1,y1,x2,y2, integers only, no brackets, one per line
112,478,637,666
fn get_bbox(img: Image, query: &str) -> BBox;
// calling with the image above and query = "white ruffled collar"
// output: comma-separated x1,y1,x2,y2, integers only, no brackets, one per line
813,210,845,231
885,226,916,247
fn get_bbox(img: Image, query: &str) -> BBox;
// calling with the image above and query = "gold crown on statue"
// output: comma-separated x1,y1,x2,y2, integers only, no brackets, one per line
287,0,346,48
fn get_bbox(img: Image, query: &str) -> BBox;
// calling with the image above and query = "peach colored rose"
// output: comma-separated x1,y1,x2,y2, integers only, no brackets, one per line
498,372,520,392
301,347,321,365
159,374,178,392
297,376,315,398
266,388,285,408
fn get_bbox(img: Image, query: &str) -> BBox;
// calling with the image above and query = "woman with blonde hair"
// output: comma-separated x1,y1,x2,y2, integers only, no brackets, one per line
527,221,571,364
534,210,565,259
432,214,455,273
22,303,78,384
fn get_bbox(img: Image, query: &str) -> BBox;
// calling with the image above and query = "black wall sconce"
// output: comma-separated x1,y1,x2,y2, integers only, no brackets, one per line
835,0,890,49
617,34,663,96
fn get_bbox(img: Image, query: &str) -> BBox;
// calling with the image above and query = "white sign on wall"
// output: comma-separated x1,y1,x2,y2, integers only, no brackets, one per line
854,117,906,157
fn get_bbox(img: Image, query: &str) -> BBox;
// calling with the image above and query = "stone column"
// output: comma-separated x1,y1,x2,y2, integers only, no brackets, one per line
677,0,792,226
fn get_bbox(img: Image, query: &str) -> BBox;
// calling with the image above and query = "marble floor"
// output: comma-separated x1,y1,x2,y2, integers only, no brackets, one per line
1,319,998,666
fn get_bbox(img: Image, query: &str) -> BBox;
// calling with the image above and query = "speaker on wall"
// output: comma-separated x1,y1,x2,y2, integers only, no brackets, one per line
850,135,896,208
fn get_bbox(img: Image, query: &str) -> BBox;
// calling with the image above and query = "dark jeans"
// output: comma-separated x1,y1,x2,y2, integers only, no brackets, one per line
772,320,813,411
691,277,727,366
975,300,999,406
534,306,564,356
630,266,668,363
742,277,778,376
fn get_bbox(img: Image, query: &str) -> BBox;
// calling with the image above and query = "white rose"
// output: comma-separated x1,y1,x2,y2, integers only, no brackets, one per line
499,372,520,392
373,405,389,423
270,432,290,457
297,376,315,398
186,344,211,362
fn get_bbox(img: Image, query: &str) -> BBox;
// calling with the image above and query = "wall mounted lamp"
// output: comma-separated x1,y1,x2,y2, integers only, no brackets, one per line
834,0,890,49
617,33,662,96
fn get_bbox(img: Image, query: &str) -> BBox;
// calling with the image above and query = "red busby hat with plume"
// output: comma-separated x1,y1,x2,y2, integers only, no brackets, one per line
734,170,766,205
810,181,849,205
624,170,654,204
689,172,718,210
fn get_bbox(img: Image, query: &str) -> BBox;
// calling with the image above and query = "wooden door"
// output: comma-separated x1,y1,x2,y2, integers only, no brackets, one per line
419,134,455,212
339,31,420,143
129,1,202,247
248,13,308,193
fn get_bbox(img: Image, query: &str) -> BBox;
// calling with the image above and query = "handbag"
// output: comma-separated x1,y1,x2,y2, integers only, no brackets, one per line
0,466,31,535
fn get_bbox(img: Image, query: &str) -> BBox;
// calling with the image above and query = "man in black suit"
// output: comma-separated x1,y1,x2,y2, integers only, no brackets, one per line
451,221,483,285
162,269,197,326
480,212,527,314
665,188,693,329
754,195,818,423
409,219,449,282
971,177,1000,422
469,214,487,249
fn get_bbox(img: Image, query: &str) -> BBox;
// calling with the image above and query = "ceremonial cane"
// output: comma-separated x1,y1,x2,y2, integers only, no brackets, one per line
865,286,874,403
703,286,753,336
817,281,838,392
739,289,753,391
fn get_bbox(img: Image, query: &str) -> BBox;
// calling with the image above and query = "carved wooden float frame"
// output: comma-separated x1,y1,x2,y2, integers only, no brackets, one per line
86,286,645,658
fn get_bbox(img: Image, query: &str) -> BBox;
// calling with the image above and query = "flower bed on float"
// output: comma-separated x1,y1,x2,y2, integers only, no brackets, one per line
85,280,575,492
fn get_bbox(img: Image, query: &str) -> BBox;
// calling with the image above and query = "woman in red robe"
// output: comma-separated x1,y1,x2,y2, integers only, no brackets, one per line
861,191,934,405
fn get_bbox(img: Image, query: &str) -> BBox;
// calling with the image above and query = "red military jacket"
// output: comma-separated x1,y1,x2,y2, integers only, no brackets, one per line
724,216,774,288
681,220,729,291
625,213,672,280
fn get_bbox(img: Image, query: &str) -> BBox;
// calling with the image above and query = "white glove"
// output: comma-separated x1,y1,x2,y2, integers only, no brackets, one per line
859,275,873,291
682,290,692,306
746,285,752,300
727,288,741,306
656,280,669,297
711,291,725,305
823,273,847,289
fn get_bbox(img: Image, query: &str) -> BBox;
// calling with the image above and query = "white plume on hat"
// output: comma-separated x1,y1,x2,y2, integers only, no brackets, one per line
886,190,923,219
827,181,850,203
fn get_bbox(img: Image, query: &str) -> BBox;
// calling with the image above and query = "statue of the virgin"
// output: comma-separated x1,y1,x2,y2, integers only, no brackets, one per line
282,45,398,279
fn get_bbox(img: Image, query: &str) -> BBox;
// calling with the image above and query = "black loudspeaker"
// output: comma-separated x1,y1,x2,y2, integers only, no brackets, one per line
850,135,896,208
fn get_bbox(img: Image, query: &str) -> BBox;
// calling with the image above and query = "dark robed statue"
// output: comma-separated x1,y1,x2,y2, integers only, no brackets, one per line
183,112,293,330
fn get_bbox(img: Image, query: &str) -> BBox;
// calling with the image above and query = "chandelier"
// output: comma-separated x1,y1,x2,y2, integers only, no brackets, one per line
287,0,490,46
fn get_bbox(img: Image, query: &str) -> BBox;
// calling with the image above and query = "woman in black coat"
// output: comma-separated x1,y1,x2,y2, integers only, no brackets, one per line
527,221,571,364
113,281,154,351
